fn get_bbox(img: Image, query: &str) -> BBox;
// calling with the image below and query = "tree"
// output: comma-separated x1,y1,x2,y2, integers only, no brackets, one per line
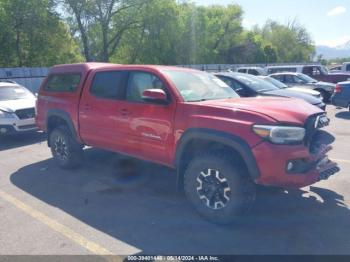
254,20,315,63
61,0,148,62
264,45,277,64
0,0,82,67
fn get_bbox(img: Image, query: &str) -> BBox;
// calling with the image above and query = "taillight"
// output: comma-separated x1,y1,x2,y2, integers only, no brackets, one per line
334,84,342,93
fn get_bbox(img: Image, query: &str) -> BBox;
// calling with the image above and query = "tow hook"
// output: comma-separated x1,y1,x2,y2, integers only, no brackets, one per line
316,157,340,181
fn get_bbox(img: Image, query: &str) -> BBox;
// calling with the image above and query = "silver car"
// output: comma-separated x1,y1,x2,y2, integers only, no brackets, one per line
269,72,335,102
259,76,322,99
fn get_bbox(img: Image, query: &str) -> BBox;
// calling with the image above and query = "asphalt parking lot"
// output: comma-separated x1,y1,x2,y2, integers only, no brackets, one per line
0,105,350,255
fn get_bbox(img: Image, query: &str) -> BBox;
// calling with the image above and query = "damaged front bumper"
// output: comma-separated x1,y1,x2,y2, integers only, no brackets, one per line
312,144,340,181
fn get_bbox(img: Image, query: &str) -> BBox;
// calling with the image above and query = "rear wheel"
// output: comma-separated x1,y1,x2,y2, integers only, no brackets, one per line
49,126,83,169
184,152,256,224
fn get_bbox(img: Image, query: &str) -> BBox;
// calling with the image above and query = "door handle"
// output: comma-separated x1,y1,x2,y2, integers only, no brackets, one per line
120,108,129,116
83,104,92,110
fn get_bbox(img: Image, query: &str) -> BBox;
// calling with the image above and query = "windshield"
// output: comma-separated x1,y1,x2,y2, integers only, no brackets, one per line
162,70,239,102
0,85,34,101
234,74,279,92
297,73,317,83
261,76,288,89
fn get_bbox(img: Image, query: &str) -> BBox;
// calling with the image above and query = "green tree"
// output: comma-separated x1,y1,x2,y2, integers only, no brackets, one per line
264,45,277,64
0,0,82,67
254,20,315,63
61,0,148,62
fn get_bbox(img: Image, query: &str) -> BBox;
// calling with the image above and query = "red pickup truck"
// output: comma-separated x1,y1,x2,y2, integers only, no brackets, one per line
36,63,339,224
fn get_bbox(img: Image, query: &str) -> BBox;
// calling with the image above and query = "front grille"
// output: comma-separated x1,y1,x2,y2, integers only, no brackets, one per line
17,124,37,130
15,108,35,119
318,166,340,181
304,113,329,152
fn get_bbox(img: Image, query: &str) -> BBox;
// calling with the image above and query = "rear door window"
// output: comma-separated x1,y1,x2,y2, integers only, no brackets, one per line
284,75,296,84
45,74,81,92
237,69,247,73
272,75,285,82
90,71,125,99
346,64,350,71
248,69,259,75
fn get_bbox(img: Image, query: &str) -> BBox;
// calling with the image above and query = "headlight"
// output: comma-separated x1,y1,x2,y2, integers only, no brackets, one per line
0,110,16,119
253,125,306,144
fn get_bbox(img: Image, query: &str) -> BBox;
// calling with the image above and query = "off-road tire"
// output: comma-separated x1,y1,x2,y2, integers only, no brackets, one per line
184,152,256,224
49,126,83,169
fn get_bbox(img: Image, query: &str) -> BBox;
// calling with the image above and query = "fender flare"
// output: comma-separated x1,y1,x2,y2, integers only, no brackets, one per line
175,128,260,188
46,109,80,145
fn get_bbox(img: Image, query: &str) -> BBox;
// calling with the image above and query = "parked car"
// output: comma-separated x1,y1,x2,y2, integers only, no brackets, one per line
329,62,350,73
258,75,322,99
266,64,350,84
235,67,267,76
269,72,335,101
0,81,37,135
331,81,350,111
214,72,326,110
36,63,338,224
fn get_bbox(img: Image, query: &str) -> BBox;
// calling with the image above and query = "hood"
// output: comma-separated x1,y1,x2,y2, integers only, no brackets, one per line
317,81,336,87
0,98,36,113
286,86,320,97
197,97,322,125
262,89,322,105
307,81,336,92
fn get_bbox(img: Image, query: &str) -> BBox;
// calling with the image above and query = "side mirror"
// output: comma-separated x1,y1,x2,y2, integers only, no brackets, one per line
142,89,168,104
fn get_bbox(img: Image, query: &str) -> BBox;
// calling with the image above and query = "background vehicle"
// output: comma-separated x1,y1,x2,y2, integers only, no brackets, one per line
215,72,325,110
0,81,37,135
269,72,335,101
331,81,350,111
235,67,267,76
329,63,350,73
266,64,350,84
258,75,322,99
36,63,337,224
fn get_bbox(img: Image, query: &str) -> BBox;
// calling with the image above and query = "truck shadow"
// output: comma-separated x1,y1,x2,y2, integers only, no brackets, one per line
10,148,350,254
335,111,350,120
0,131,46,151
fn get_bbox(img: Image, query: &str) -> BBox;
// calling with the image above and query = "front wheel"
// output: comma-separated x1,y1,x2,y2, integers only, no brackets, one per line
49,126,83,169
184,152,256,224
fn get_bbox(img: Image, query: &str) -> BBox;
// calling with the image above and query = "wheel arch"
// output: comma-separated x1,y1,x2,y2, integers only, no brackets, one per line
46,109,80,147
175,128,260,191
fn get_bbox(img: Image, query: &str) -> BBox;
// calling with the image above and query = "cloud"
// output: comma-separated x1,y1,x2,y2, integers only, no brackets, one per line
327,6,346,16
318,35,350,48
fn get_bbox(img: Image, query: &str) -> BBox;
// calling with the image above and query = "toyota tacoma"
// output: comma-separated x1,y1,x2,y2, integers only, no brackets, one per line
36,63,339,224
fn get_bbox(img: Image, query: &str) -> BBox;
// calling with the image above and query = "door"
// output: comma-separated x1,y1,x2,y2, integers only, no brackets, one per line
303,66,324,82
79,70,127,150
116,70,176,165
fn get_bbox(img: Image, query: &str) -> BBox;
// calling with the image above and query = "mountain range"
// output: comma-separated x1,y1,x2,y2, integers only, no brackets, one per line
316,41,350,59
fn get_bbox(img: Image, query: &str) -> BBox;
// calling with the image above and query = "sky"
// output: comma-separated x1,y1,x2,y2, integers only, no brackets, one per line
192,0,350,47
